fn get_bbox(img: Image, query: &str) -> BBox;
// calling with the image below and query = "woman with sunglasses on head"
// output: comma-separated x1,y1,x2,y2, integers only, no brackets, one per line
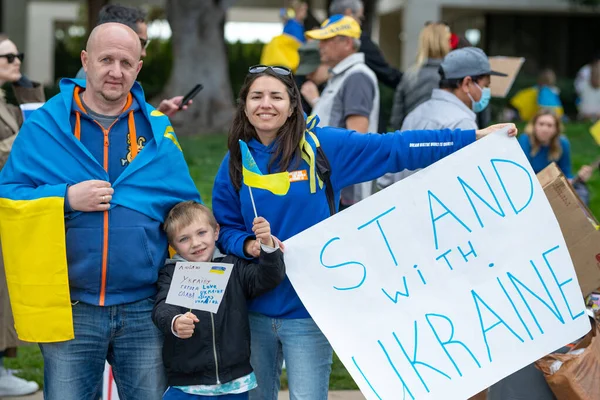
0,33,45,397
212,64,517,400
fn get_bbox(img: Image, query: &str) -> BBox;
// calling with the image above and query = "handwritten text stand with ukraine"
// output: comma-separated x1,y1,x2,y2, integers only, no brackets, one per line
166,262,233,314
283,129,590,400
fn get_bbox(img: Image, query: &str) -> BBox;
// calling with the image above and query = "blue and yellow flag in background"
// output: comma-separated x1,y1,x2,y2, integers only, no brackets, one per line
239,140,290,196
510,85,564,121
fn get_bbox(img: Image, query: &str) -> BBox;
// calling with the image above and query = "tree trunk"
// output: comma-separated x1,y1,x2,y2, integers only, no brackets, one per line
361,0,377,38
161,0,234,135
87,0,109,34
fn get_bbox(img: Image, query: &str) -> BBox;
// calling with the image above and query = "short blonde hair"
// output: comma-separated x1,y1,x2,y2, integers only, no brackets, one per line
164,201,218,244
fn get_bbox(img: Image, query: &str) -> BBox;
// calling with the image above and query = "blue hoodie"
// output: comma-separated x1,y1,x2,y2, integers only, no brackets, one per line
0,79,201,307
212,126,476,318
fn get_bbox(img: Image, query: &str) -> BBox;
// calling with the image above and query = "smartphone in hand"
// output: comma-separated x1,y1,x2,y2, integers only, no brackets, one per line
179,84,203,110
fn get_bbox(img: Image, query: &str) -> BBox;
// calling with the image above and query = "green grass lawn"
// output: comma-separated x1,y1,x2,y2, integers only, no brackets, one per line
8,123,599,390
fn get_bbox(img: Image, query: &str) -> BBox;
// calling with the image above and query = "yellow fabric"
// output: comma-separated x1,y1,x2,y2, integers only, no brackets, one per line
242,167,290,195
510,87,539,122
298,116,324,193
163,126,182,151
590,120,600,146
260,34,302,72
151,110,165,117
0,197,73,342
305,15,361,40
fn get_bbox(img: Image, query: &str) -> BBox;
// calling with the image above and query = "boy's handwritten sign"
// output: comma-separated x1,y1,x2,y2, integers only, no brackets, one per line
284,131,590,400
166,262,233,313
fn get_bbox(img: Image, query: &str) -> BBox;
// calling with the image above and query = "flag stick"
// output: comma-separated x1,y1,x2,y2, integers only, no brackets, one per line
248,187,258,219
248,187,261,246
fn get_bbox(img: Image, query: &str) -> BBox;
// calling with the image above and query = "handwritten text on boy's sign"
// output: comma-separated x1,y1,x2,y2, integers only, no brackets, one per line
166,262,233,313
284,131,590,399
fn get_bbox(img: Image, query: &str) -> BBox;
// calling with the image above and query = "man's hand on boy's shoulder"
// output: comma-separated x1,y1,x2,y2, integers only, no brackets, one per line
172,312,199,339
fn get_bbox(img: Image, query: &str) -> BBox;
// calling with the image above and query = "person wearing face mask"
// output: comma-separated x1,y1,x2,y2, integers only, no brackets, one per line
377,47,506,188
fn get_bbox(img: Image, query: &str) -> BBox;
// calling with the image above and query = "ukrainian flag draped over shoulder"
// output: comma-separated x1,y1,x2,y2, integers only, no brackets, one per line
0,79,199,342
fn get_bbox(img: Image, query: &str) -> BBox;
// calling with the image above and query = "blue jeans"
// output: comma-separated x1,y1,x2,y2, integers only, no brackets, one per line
163,387,248,399
39,298,166,400
248,312,332,400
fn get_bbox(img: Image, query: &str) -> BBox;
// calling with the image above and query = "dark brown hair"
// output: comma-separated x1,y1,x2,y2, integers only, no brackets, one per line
164,201,218,244
228,68,306,191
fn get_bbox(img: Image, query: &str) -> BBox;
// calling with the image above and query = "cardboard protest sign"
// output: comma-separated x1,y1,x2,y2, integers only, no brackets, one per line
488,57,525,98
166,262,233,313
284,130,590,400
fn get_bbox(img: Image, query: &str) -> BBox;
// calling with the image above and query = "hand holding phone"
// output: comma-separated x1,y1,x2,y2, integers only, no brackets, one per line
179,84,203,110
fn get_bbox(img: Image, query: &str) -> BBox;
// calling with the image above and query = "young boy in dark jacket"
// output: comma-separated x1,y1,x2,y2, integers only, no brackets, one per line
152,201,285,400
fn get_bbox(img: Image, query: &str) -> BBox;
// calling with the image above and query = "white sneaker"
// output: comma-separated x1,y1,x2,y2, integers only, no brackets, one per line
0,366,39,396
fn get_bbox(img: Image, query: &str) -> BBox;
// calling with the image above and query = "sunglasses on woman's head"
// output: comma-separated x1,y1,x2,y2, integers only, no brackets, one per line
0,53,24,63
248,65,292,76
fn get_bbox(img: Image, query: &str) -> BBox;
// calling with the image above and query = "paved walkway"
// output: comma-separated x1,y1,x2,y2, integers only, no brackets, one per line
279,391,365,399
1,392,42,400
1,390,366,400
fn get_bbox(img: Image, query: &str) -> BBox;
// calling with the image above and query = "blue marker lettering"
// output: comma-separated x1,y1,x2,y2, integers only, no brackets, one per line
490,158,534,215
457,241,478,263
382,277,410,303
414,265,427,285
472,289,524,362
507,261,565,335
425,313,481,377
377,340,415,400
394,322,451,393
542,246,584,320
320,237,366,291
458,167,505,228
497,277,533,341
352,356,383,400
428,190,472,250
358,207,398,266
436,249,454,271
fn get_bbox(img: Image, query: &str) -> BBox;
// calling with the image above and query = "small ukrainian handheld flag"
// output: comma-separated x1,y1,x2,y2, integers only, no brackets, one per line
239,140,290,196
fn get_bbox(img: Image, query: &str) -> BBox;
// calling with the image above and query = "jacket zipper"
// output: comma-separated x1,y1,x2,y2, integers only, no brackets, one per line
94,120,118,307
210,313,221,384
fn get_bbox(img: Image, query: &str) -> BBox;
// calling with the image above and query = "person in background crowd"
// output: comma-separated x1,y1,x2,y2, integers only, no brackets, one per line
510,68,564,121
390,21,450,130
378,47,506,188
329,0,401,131
575,50,600,99
260,1,308,73
296,40,330,115
307,15,379,209
519,109,593,204
578,60,600,121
